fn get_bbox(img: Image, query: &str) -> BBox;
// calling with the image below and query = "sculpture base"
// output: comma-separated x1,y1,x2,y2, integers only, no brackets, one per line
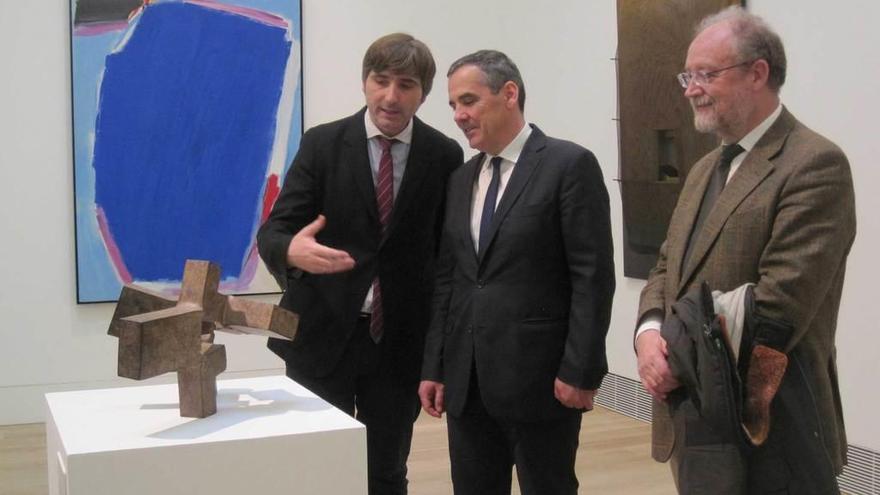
45,375,366,495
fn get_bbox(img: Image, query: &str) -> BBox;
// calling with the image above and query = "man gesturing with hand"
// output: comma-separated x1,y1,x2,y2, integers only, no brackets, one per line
258,33,462,495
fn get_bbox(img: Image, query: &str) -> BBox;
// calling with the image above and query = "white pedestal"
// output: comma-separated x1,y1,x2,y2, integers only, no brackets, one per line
45,375,366,495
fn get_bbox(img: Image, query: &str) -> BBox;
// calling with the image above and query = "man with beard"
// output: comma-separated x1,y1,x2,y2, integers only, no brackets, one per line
635,6,855,494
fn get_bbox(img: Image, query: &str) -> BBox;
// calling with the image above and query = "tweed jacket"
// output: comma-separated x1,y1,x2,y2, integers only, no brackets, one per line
637,108,856,471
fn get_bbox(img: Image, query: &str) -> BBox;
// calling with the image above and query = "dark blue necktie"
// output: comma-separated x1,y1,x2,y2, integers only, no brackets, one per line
479,156,503,253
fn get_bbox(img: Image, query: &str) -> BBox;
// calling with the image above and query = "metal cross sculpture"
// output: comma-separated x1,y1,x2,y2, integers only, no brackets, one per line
108,260,298,418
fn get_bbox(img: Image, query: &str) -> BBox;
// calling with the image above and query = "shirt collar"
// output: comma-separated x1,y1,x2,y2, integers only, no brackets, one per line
735,103,783,152
364,111,414,144
486,123,532,167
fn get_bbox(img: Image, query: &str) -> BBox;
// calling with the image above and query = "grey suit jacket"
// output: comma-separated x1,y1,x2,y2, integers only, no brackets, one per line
638,108,856,471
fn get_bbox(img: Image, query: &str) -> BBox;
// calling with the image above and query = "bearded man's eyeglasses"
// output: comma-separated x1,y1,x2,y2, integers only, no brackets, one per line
676,60,755,88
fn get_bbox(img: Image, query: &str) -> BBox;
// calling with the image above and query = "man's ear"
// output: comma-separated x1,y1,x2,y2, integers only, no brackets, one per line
750,59,771,89
502,81,519,109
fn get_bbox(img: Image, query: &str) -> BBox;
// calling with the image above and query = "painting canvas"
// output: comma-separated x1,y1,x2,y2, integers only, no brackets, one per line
70,0,302,302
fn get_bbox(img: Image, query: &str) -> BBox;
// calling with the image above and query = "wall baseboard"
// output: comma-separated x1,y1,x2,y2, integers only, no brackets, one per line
597,372,879,495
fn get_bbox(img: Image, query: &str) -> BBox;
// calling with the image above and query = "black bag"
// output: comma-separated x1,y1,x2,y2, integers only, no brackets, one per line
662,282,753,452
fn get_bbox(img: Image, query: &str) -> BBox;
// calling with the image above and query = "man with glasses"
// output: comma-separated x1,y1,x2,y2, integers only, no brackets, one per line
635,6,855,494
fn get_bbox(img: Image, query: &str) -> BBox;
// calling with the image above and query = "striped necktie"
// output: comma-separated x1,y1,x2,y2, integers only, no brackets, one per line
370,137,396,342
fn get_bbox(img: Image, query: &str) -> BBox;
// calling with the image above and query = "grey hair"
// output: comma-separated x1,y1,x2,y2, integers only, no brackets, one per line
447,50,526,112
697,6,787,91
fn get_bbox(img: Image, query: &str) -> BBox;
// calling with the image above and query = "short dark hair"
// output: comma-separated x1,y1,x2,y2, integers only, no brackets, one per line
697,6,787,91
448,50,526,112
362,33,436,97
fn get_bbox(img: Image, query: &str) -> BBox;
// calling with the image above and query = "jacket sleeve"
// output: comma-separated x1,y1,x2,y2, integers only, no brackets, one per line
751,144,855,351
420,179,457,383
556,148,616,390
638,240,670,324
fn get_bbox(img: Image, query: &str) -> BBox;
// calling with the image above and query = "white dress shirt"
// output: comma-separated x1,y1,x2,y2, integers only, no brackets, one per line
470,124,533,251
364,112,413,198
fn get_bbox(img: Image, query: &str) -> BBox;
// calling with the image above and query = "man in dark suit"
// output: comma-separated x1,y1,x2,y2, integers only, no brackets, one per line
418,50,615,495
635,7,855,494
257,33,462,495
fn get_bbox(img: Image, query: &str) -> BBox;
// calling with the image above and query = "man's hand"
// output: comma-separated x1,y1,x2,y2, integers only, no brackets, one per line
554,378,596,410
287,215,356,274
636,329,679,401
418,380,445,418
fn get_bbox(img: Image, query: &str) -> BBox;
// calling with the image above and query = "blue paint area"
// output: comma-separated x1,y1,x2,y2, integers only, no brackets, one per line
91,2,291,281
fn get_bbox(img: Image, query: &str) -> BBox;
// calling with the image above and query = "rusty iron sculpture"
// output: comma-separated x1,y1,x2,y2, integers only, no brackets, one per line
108,260,298,418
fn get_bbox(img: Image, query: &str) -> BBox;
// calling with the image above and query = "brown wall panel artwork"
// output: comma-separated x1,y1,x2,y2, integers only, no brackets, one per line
617,0,741,278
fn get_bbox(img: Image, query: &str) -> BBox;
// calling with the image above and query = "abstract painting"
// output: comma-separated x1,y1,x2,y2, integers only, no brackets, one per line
70,0,302,302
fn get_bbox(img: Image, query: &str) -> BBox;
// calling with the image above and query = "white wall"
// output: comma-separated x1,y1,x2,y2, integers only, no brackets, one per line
1,0,877,454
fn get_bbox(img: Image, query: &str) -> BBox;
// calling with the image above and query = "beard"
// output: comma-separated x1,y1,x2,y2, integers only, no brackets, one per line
690,89,751,137
692,97,719,133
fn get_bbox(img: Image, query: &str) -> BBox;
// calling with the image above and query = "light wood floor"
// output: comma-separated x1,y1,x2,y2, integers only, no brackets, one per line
0,406,676,494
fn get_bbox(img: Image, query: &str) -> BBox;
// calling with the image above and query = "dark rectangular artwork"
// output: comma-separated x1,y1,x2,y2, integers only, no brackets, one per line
616,0,740,278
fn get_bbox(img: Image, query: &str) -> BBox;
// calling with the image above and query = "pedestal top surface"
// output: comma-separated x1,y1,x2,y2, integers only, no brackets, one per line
45,375,362,455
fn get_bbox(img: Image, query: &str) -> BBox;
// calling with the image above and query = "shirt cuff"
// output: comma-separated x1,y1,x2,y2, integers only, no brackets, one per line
634,310,664,345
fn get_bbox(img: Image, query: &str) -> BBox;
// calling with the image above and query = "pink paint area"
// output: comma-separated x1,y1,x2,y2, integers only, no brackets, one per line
186,0,289,28
74,21,132,36
96,207,133,284
222,244,261,292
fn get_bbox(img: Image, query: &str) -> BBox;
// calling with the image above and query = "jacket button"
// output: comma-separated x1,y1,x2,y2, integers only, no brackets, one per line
467,325,473,333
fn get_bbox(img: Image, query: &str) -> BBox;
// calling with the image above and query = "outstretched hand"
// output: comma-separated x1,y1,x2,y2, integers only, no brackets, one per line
286,215,355,274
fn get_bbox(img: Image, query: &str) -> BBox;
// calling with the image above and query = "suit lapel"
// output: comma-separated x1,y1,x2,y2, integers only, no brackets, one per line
344,109,379,225
678,109,795,292
669,153,716,288
385,117,430,238
462,154,484,261
477,126,545,263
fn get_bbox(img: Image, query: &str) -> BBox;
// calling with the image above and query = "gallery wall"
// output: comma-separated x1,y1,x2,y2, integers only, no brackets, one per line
1,0,877,454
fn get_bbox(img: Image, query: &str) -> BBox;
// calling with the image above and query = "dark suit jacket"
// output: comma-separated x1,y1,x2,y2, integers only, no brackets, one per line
422,125,615,422
258,108,462,384
638,108,856,472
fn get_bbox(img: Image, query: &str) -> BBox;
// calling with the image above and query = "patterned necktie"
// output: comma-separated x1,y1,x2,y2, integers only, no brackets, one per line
478,156,503,253
370,137,395,342
683,143,745,267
